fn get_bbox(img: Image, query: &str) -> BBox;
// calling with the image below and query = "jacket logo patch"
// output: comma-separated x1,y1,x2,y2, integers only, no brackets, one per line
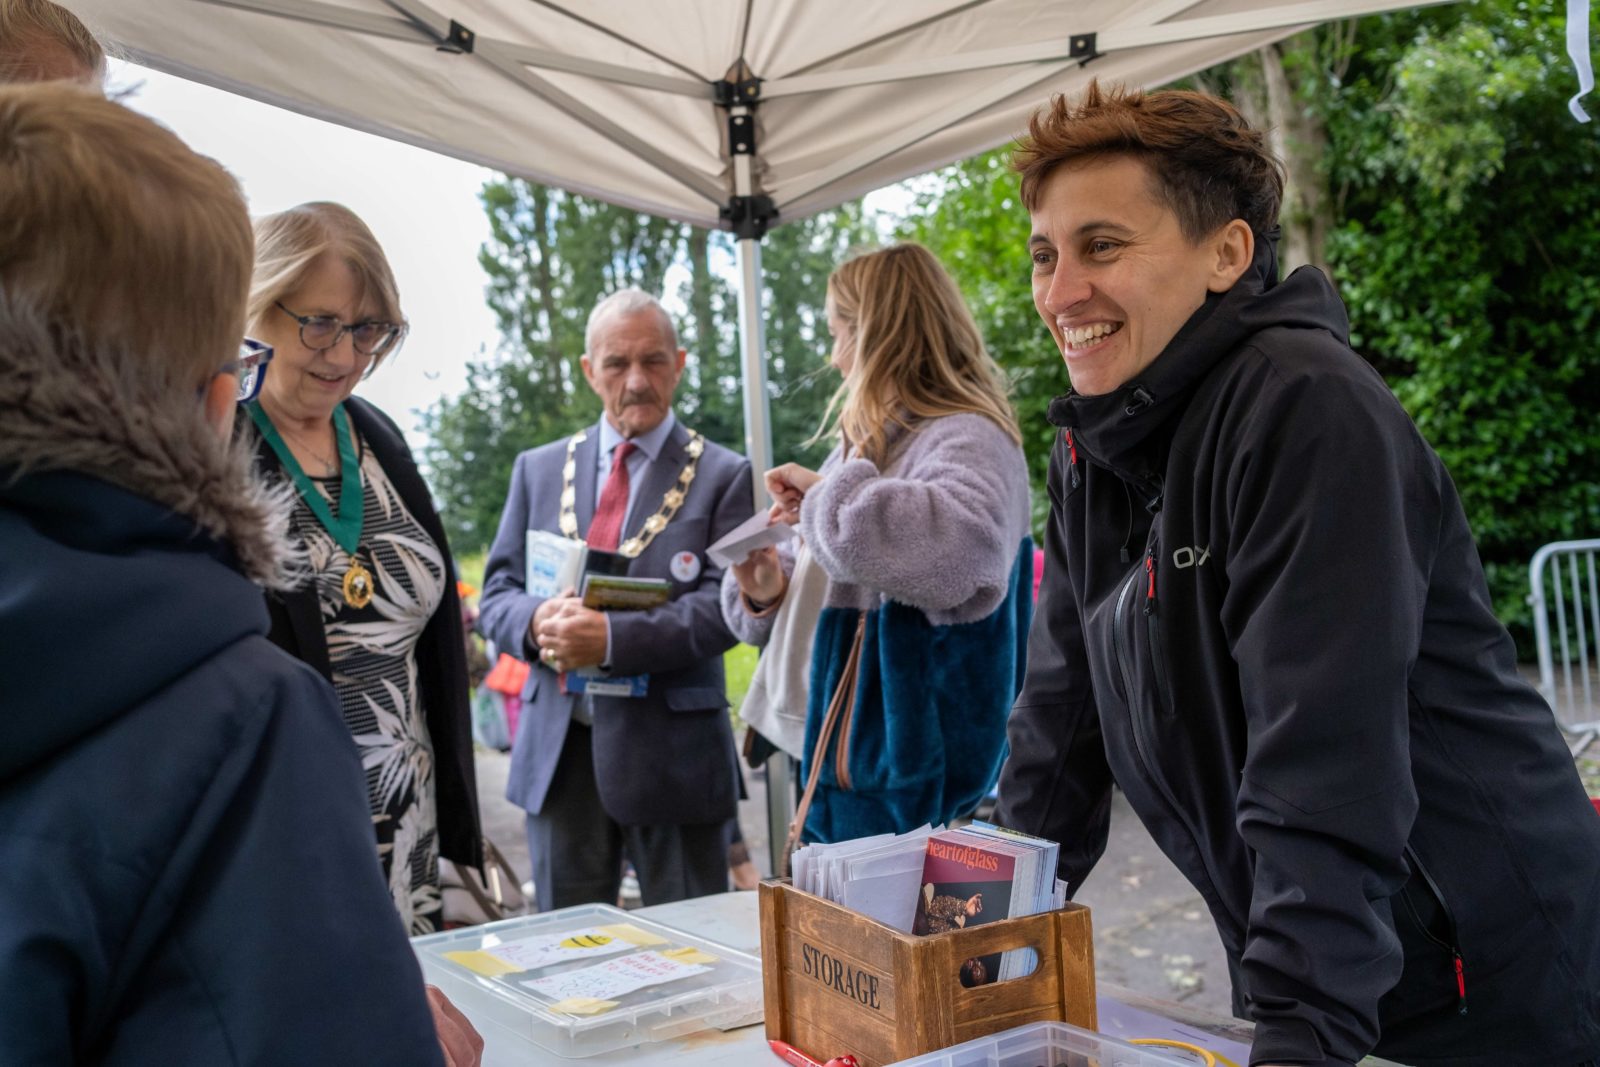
1172,545,1211,569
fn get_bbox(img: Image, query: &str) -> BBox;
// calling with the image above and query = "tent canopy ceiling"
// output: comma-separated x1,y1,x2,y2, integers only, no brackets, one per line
78,0,1454,230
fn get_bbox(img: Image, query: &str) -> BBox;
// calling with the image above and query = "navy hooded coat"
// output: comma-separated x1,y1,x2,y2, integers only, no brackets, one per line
0,465,446,1065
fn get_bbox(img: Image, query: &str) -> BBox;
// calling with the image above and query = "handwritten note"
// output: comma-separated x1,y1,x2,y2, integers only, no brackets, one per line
467,926,638,973
522,951,711,1004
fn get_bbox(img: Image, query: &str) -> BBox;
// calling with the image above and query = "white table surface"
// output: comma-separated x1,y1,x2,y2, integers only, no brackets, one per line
462,890,1402,1067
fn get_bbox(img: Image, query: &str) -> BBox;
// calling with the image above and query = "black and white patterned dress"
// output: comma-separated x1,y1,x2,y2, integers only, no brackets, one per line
290,434,445,934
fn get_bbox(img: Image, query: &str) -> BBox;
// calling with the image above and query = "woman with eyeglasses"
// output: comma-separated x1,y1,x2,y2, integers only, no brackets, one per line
240,201,482,936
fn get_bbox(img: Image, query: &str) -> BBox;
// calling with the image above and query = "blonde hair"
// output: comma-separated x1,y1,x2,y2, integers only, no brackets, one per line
0,0,106,83
0,82,251,382
816,243,1020,467
248,202,406,366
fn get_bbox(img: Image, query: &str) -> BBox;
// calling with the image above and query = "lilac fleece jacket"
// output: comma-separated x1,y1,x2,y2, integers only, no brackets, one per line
722,412,1031,642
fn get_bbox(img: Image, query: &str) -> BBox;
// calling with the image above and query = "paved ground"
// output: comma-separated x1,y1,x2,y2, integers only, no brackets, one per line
473,741,1235,1017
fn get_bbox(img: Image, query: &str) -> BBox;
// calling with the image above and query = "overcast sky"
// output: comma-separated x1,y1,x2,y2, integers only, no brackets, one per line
112,60,502,449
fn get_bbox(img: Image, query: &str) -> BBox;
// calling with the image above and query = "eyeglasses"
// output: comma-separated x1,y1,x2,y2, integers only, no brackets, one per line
276,301,404,358
224,338,274,403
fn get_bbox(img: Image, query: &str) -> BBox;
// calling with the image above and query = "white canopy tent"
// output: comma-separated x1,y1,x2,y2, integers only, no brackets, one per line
78,0,1456,481
74,0,1456,863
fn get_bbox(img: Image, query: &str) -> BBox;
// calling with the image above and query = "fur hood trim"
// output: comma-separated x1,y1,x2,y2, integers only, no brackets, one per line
0,300,302,590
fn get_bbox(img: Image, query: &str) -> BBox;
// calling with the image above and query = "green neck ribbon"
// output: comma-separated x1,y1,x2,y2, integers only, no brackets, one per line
248,402,363,555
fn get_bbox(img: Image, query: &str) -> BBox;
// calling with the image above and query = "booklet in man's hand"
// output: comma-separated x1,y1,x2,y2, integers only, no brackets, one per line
525,532,628,599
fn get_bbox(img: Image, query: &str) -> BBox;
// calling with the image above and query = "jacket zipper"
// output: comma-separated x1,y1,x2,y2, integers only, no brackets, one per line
1144,550,1174,718
1113,568,1146,739
1400,844,1468,1016
1113,553,1230,923
1113,537,1235,940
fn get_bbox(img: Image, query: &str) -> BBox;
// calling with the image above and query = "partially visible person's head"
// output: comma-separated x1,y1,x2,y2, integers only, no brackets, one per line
0,0,105,85
248,203,407,425
1016,82,1279,396
0,82,252,429
581,288,685,439
818,242,1019,465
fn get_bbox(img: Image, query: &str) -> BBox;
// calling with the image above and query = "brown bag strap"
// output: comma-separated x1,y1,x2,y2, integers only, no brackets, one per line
782,612,866,873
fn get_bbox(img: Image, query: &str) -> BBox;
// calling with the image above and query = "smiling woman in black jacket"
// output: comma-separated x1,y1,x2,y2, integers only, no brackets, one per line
996,82,1600,1067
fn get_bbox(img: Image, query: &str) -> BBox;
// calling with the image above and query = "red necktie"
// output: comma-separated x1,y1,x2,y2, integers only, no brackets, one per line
587,441,637,551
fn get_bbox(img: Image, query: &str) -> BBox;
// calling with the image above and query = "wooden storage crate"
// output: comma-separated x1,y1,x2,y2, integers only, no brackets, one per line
758,880,1096,1067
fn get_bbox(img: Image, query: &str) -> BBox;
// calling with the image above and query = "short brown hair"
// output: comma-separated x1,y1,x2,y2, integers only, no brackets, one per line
249,202,407,367
0,0,106,83
0,82,252,383
1015,81,1284,242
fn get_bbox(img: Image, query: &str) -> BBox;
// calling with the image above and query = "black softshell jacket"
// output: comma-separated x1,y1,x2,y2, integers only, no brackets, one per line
996,239,1600,1066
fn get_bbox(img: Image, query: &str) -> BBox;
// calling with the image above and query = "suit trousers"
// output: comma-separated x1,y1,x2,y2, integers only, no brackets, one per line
525,721,728,912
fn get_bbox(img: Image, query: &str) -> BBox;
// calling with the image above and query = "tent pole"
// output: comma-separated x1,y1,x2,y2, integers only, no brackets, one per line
736,239,772,522
720,81,794,877
735,234,794,875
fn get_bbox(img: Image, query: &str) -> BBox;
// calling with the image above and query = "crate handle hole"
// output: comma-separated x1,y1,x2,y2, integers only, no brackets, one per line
955,947,1038,987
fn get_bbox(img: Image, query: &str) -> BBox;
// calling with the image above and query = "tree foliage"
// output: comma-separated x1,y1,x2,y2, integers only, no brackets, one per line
420,180,870,553
1320,2,1600,644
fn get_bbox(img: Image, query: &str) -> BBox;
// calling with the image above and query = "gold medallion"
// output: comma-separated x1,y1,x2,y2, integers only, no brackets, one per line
342,560,374,609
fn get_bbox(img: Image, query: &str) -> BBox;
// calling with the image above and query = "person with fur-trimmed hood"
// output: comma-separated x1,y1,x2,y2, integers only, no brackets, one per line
0,84,476,1066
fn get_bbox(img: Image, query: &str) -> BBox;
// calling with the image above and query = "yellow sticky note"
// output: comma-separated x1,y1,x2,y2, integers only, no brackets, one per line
659,946,719,966
594,923,668,947
443,950,521,978
547,997,621,1015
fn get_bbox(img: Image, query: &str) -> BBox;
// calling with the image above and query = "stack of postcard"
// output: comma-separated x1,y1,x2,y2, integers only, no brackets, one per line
791,822,1066,986
911,823,1065,985
792,825,939,934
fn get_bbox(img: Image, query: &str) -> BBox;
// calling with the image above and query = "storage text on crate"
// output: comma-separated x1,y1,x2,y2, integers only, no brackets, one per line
800,941,884,1011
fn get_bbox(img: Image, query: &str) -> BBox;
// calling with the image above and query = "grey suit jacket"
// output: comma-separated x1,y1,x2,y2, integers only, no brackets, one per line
480,419,753,826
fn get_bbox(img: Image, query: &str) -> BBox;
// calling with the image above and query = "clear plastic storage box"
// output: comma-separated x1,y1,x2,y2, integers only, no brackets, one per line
885,1020,1211,1067
412,903,763,1059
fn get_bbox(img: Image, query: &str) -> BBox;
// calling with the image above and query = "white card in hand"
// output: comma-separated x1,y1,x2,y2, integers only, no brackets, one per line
707,511,795,568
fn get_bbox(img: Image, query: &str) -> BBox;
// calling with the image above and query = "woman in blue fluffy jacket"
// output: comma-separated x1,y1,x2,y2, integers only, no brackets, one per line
722,243,1033,847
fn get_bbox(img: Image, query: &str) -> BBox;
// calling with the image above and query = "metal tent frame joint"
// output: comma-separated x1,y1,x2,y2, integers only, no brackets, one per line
712,76,764,107
1070,32,1100,64
437,19,475,53
721,195,778,240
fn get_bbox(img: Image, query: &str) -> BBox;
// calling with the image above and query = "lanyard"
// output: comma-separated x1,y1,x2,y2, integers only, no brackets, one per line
248,402,363,554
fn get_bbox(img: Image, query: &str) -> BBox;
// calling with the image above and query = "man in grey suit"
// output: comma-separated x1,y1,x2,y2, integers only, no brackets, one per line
480,289,754,912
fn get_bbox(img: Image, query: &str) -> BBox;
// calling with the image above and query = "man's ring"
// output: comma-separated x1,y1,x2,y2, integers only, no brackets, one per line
543,647,555,664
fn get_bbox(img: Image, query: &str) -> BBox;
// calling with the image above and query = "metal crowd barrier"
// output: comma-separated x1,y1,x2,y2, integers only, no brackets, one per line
1530,538,1600,750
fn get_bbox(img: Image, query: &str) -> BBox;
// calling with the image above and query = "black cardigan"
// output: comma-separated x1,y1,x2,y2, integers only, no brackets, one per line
246,395,482,869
